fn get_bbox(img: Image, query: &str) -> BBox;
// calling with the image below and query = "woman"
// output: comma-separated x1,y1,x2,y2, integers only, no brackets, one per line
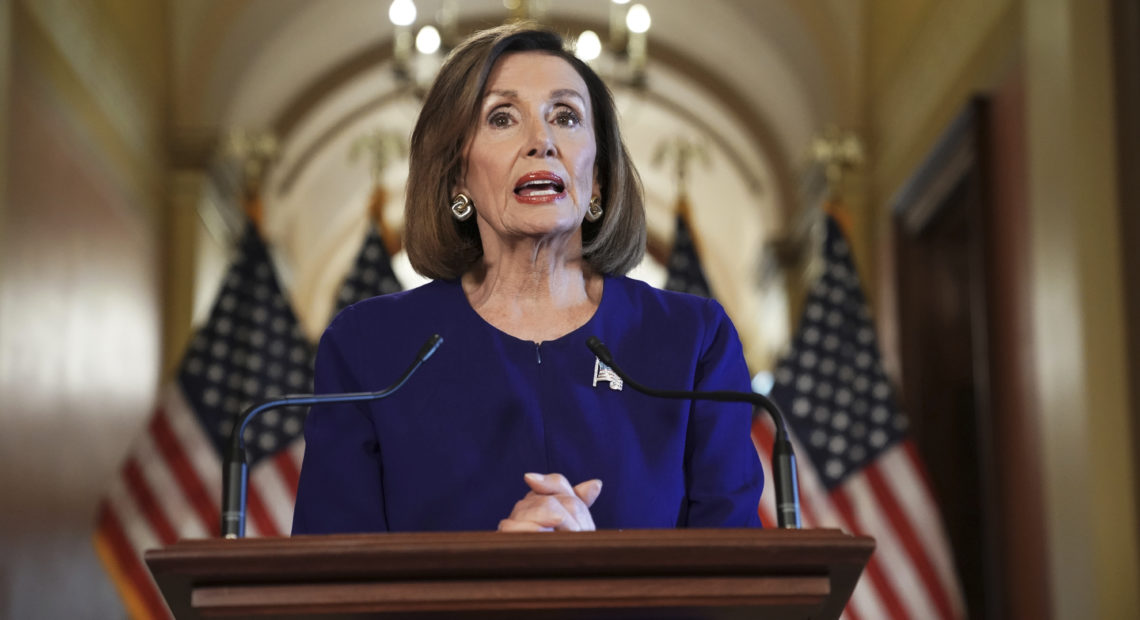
292,24,762,534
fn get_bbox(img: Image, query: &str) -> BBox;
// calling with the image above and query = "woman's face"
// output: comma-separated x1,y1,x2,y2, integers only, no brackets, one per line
458,52,599,253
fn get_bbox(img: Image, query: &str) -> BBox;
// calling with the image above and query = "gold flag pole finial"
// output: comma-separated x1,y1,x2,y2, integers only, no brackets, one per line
809,128,862,204
349,129,409,255
652,135,711,214
224,130,279,234
809,128,863,231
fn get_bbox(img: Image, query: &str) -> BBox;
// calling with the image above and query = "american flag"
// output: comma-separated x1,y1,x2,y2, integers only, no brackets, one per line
755,214,967,619
664,205,713,298
334,222,403,312
93,221,315,619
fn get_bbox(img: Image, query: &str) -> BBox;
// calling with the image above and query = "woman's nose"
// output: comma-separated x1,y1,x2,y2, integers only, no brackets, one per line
525,120,557,158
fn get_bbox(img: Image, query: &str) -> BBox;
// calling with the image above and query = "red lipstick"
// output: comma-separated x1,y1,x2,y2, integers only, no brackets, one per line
513,171,567,204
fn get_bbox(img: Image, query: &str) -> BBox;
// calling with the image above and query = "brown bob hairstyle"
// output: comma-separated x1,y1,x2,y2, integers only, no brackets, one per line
404,23,647,280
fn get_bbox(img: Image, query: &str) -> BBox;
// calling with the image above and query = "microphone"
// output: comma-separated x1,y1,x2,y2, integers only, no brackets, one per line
221,334,443,538
586,336,801,529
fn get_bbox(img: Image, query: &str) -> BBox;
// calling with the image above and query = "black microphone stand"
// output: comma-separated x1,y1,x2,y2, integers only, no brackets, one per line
587,336,801,528
220,334,442,538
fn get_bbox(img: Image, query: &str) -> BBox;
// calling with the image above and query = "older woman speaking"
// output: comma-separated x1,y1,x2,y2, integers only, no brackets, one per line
292,24,762,534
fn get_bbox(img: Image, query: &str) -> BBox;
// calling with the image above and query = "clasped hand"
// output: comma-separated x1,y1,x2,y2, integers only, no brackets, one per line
498,472,603,532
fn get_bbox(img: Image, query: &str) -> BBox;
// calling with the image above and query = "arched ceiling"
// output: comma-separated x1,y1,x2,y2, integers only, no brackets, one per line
170,0,861,200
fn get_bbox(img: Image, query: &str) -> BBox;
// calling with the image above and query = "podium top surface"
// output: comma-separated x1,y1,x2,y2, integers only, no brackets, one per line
147,528,874,619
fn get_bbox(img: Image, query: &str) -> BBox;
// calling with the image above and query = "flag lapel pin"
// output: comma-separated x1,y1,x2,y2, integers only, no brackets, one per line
592,357,623,391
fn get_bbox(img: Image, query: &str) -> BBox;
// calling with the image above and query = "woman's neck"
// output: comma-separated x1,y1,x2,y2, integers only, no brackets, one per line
462,248,603,343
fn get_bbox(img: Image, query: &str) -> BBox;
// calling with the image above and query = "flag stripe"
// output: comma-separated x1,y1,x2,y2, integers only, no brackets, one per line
845,562,889,620
250,452,298,534
134,428,210,540
164,389,225,503
842,475,939,619
96,221,317,615
93,524,152,620
753,416,889,620
864,453,957,619
274,446,302,494
97,501,171,619
123,458,178,545
150,408,219,536
893,442,965,617
244,483,281,537
831,489,908,619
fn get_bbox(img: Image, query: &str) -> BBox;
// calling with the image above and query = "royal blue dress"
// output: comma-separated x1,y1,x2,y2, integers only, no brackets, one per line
291,275,763,533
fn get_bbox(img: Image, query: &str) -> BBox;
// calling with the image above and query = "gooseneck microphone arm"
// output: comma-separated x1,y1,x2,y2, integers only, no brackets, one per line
221,334,443,539
586,336,801,529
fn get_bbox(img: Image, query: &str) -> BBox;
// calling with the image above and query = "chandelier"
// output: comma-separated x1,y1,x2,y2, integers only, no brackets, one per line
386,0,654,92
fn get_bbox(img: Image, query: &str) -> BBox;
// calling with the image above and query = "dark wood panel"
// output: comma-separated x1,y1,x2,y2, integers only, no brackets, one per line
146,529,873,620
1111,0,1140,581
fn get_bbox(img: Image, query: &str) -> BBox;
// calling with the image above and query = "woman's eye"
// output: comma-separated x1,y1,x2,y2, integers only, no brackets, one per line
488,111,514,128
553,108,581,127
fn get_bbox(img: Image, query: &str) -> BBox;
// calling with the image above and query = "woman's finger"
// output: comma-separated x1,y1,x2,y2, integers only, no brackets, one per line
523,472,575,496
498,518,554,532
573,479,603,507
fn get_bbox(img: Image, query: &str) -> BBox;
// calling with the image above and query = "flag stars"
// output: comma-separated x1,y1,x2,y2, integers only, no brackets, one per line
870,429,889,448
819,358,836,376
804,327,821,345
813,406,830,424
810,429,828,447
857,327,874,344
799,350,818,368
828,435,847,455
794,397,812,416
776,367,794,385
186,357,204,375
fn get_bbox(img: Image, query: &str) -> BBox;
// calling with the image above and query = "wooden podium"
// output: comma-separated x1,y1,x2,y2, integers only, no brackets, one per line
146,528,873,619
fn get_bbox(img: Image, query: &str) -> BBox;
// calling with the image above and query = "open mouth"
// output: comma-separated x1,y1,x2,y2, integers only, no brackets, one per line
514,172,566,198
